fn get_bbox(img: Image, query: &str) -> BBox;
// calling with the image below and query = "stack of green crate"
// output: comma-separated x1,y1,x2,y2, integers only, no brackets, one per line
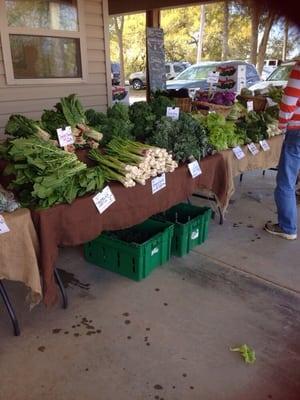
84,219,174,281
153,203,211,257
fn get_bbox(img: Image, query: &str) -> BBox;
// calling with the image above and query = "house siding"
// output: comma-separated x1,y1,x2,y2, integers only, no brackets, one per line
0,0,109,138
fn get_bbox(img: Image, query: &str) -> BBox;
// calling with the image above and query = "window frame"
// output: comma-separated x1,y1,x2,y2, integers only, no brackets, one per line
0,0,88,85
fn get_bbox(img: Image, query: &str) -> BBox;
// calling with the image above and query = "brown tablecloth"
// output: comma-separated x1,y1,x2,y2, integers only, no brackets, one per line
0,208,42,307
30,153,228,306
219,135,284,212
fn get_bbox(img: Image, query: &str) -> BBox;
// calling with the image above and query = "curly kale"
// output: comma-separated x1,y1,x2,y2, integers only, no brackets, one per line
129,101,156,141
150,95,175,118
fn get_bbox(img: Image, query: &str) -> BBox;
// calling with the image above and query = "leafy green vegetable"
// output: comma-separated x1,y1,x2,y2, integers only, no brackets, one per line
129,101,156,141
150,95,175,118
41,109,67,138
5,114,50,141
230,344,256,364
6,137,104,208
148,113,209,162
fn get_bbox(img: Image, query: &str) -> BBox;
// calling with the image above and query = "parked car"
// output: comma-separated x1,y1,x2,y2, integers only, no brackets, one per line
261,60,282,80
166,61,260,96
111,62,121,86
129,62,189,90
248,61,295,93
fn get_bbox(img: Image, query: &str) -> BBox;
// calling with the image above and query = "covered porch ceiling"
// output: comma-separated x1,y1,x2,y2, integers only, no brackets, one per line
108,0,216,15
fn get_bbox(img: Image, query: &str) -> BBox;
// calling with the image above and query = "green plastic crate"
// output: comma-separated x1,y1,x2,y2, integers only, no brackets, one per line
153,203,212,257
84,219,174,281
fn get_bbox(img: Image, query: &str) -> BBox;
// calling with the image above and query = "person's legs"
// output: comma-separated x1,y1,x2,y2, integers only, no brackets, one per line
274,139,300,234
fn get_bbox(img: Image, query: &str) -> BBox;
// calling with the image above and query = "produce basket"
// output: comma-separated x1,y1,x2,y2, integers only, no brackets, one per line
152,203,212,257
84,219,174,281
191,101,232,118
241,95,267,112
175,97,192,113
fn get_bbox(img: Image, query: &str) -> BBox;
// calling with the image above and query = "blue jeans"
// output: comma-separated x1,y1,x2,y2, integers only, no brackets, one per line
275,130,300,234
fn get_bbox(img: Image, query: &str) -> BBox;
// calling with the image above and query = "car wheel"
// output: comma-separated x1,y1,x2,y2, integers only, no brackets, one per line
132,79,143,90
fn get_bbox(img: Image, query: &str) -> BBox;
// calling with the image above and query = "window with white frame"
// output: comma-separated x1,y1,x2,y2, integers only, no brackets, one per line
0,0,87,83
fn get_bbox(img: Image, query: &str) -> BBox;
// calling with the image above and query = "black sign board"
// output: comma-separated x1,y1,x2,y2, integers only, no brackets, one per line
146,27,166,91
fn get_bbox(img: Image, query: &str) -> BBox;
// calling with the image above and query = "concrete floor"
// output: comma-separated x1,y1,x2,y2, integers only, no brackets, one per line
0,171,300,400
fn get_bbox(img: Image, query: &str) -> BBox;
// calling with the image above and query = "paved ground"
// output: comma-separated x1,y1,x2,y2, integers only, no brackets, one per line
0,171,299,400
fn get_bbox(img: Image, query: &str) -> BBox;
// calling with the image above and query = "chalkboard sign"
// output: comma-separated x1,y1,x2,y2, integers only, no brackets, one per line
146,27,166,91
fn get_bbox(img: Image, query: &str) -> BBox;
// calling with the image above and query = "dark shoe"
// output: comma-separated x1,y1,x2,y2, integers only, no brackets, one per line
264,223,297,240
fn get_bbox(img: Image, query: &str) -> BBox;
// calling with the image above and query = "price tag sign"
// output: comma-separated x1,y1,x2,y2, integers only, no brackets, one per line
166,107,180,121
0,215,10,235
247,142,259,156
57,126,74,147
188,160,202,178
232,146,245,160
207,71,220,84
247,101,254,112
151,173,166,194
93,186,115,214
259,140,270,152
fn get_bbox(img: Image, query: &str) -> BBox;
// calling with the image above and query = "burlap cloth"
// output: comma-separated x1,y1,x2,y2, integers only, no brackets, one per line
0,208,42,307
218,135,284,212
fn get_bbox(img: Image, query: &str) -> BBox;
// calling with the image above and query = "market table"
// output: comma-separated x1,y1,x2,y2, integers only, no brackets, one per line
0,208,42,306
30,153,228,306
212,135,284,212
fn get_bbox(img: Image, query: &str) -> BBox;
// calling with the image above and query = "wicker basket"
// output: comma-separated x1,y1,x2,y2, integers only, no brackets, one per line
242,95,267,112
191,101,233,118
175,97,192,113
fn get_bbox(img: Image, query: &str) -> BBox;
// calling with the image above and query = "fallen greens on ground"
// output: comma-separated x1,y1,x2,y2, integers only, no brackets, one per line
230,344,256,364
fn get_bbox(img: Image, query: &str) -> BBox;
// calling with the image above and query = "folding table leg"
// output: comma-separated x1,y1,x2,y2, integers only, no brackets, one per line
54,268,68,309
0,281,20,336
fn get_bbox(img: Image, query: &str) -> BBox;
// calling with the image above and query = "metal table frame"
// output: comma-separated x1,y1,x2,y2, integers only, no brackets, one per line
1,268,68,336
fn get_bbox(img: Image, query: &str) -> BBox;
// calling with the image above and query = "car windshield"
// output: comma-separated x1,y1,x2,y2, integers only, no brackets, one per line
174,64,186,73
175,65,216,80
267,65,293,81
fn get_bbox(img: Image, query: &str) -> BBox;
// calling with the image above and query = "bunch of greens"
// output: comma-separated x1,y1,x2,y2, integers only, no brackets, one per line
42,94,103,148
129,101,156,141
149,95,175,118
148,113,210,162
5,137,104,208
85,103,134,145
5,115,51,142
236,111,275,143
266,86,284,104
196,112,245,151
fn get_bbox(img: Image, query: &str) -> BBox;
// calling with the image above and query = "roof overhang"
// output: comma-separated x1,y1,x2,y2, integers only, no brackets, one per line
108,0,217,15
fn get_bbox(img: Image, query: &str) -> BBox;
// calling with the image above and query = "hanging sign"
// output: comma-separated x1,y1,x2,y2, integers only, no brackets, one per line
232,146,246,160
247,101,254,112
188,160,202,178
151,173,166,194
259,140,270,152
247,142,259,156
0,215,10,235
93,186,116,214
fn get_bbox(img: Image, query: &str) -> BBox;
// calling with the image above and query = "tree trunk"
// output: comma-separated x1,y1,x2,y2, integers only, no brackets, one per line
196,5,205,63
250,4,260,65
114,16,125,86
221,0,229,61
282,19,289,61
257,12,276,75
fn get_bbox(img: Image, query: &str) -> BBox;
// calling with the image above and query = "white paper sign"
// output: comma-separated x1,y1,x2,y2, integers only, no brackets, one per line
232,146,245,160
188,160,202,178
259,140,270,152
0,215,10,235
166,107,180,121
247,101,254,112
247,142,259,156
93,186,115,214
207,71,220,84
151,173,166,194
57,126,74,147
